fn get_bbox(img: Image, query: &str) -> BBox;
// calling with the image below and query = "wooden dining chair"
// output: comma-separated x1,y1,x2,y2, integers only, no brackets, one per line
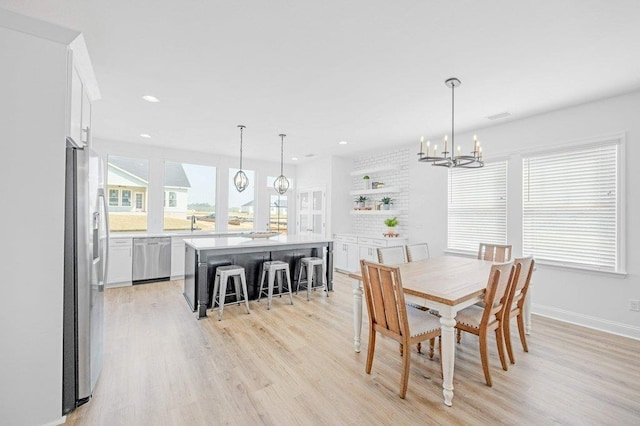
359,260,442,399
405,243,430,262
478,243,513,262
455,261,519,386
503,256,535,364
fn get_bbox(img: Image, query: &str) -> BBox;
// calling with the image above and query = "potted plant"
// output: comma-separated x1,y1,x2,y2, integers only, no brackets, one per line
380,196,393,210
355,195,367,209
384,217,398,234
363,175,371,190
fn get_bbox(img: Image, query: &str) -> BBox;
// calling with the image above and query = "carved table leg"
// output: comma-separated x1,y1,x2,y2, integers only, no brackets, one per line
439,312,457,407
524,283,533,335
352,279,363,353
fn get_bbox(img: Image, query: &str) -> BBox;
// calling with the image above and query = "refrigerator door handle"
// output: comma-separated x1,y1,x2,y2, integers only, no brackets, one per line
98,188,109,290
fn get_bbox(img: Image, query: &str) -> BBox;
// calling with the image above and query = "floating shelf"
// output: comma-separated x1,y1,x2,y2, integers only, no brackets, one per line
349,186,400,196
350,164,399,177
350,209,401,216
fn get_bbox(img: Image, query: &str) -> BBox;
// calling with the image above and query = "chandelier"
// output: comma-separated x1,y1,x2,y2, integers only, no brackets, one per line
233,124,249,192
417,78,484,168
273,133,290,194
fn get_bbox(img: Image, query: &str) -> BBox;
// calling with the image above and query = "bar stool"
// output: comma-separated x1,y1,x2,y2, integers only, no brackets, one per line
296,257,326,301
211,265,250,320
258,261,293,309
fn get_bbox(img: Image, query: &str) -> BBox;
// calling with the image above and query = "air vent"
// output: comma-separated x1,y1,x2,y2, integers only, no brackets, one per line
305,153,316,158
487,111,512,120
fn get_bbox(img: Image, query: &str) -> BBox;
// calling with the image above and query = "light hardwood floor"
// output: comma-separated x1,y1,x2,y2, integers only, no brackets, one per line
66,273,640,425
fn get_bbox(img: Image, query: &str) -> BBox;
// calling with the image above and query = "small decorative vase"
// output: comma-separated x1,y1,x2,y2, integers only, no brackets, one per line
364,179,371,190
387,227,396,235
382,204,390,210
358,201,365,208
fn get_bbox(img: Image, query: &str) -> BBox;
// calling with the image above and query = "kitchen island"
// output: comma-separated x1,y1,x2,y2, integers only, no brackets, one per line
183,234,334,318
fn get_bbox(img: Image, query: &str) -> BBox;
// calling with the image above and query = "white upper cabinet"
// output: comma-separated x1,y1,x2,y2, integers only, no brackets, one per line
68,65,84,145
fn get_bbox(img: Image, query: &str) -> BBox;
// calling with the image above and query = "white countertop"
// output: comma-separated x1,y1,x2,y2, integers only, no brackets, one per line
183,234,333,250
109,231,245,239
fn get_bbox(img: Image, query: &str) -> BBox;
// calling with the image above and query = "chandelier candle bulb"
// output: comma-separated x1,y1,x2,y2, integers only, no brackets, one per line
444,135,448,153
426,141,430,156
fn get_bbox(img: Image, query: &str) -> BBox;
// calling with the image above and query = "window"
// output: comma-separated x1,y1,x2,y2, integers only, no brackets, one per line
269,194,288,234
447,161,508,252
164,162,216,232
109,189,119,206
228,168,255,231
121,190,131,207
168,191,177,207
107,156,149,232
523,140,621,272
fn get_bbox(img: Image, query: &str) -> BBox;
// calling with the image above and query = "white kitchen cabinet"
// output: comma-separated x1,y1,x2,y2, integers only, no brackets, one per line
171,237,186,279
334,235,359,273
68,61,93,146
334,234,407,273
107,238,132,287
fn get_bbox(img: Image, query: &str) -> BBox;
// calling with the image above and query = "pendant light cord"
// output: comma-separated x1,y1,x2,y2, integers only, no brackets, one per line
451,82,455,161
238,125,245,170
280,134,285,175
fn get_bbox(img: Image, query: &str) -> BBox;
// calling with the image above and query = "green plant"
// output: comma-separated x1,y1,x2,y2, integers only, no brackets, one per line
384,217,398,227
380,196,393,205
363,175,370,180
355,195,367,202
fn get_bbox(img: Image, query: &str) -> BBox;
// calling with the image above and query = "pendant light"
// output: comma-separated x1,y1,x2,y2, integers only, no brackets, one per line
273,133,290,194
233,125,249,192
417,78,484,168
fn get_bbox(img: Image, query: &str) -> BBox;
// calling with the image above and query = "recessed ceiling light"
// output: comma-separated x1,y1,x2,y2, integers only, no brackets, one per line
291,157,299,161
487,111,511,120
142,95,160,103
339,141,348,145
305,153,315,158
140,133,151,138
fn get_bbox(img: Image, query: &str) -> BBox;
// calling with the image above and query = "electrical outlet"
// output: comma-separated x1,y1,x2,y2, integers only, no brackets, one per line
629,300,640,312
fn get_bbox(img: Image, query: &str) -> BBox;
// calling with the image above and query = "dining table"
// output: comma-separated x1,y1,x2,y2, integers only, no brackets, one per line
348,255,533,407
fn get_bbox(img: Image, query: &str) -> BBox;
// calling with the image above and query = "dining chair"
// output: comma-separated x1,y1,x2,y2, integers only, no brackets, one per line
376,246,408,265
405,243,430,262
477,243,513,262
359,260,441,399
455,261,519,386
503,256,535,364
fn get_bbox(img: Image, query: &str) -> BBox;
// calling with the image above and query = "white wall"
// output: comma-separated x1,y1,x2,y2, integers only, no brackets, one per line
407,90,640,339
0,24,69,426
92,138,296,234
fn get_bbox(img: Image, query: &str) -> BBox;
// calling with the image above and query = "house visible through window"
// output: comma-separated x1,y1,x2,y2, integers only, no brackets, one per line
106,155,149,232
523,139,621,272
447,161,508,252
163,162,216,231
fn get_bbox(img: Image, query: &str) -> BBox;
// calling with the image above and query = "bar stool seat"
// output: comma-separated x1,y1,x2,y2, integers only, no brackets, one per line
211,265,250,320
296,257,326,301
258,260,293,309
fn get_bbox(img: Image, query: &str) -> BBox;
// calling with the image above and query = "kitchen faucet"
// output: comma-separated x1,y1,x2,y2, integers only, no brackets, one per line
191,215,196,232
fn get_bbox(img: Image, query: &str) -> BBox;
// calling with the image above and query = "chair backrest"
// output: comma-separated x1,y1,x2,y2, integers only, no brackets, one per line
377,246,408,265
481,261,518,325
405,243,430,262
508,256,535,310
360,260,409,342
478,243,513,262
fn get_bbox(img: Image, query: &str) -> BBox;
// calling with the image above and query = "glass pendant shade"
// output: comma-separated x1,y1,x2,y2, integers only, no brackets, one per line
274,133,289,194
274,175,290,195
234,169,249,192
234,124,249,192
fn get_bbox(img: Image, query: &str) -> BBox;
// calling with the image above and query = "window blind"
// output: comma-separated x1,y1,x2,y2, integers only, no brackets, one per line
523,141,618,271
448,161,507,252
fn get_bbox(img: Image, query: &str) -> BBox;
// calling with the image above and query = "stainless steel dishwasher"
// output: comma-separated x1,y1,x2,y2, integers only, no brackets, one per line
132,237,171,282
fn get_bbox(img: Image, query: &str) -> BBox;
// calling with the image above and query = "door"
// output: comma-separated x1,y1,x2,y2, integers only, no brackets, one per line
297,186,326,236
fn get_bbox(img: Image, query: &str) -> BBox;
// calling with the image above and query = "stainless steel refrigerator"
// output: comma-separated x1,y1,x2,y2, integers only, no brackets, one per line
63,139,109,414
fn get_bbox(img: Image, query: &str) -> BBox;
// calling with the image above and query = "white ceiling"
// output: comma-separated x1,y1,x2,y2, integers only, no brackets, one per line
3,0,640,164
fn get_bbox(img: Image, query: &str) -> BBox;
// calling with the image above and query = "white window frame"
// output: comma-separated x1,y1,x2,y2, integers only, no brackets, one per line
121,189,132,207
109,189,119,207
447,160,508,254
522,134,625,274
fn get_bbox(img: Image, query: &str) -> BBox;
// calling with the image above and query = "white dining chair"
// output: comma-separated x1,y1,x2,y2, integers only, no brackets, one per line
376,246,407,265
406,243,430,262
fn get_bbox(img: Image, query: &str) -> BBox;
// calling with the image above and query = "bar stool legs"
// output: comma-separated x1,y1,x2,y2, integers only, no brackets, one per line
258,261,293,309
212,265,250,320
296,257,326,301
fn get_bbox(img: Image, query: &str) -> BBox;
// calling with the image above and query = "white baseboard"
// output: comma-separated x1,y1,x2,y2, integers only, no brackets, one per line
42,416,66,426
533,303,640,341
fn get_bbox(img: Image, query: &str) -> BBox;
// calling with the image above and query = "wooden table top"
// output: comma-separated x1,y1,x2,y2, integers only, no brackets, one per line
349,256,494,306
